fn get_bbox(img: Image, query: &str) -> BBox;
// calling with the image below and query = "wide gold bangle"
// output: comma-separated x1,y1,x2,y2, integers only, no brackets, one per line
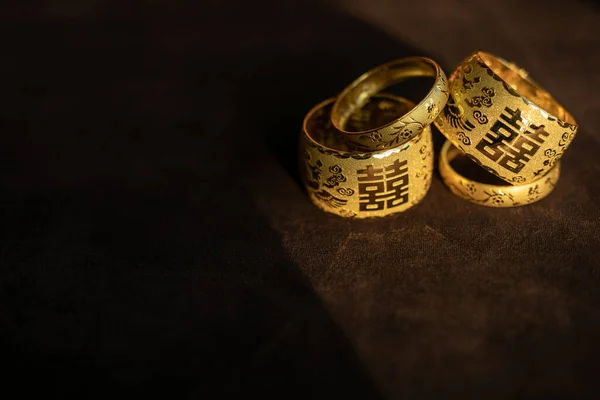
435,51,577,185
439,140,560,207
300,94,433,218
330,57,448,151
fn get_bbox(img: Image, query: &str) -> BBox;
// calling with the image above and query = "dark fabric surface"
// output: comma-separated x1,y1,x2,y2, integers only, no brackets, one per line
1,0,599,398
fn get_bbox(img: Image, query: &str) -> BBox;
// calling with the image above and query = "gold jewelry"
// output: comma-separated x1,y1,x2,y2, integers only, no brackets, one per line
435,51,577,185
301,95,433,218
439,140,560,207
330,57,448,151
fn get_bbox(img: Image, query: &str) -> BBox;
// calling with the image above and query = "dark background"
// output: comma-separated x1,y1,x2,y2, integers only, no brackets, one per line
1,0,599,398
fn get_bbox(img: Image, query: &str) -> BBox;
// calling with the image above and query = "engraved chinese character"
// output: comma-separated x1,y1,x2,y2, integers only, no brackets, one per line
357,160,409,211
475,107,549,173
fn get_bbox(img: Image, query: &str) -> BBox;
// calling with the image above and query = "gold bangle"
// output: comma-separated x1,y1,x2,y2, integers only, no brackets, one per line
435,51,577,185
300,94,433,218
439,140,560,207
330,57,448,151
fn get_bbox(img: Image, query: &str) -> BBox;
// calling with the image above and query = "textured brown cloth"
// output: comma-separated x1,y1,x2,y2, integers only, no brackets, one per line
1,0,599,398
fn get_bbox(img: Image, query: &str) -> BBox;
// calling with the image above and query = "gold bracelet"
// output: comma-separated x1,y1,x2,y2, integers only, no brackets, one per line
300,94,433,218
439,140,560,207
435,51,577,185
330,57,448,151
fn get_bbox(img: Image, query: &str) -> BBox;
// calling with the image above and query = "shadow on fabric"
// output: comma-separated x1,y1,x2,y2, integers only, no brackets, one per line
0,0,399,397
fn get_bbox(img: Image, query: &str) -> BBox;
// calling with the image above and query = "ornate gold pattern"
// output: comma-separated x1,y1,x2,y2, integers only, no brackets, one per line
330,57,448,151
435,51,577,184
301,95,433,218
439,140,560,207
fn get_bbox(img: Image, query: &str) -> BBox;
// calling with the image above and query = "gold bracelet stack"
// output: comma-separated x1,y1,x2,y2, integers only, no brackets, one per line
301,95,433,218
434,51,576,207
299,52,578,214
435,51,577,184
299,57,446,218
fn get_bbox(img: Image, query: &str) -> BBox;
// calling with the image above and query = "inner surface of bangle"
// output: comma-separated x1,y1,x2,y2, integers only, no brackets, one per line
478,52,575,125
306,95,414,152
334,59,436,130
